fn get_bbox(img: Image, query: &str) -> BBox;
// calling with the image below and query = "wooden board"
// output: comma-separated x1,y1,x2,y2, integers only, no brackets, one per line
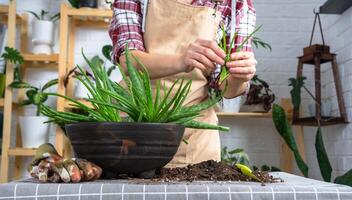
23,54,59,62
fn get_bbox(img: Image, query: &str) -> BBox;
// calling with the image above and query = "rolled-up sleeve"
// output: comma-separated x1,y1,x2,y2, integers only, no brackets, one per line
109,0,146,63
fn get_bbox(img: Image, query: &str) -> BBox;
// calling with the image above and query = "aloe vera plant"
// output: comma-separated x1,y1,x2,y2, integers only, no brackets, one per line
41,46,229,132
216,25,262,90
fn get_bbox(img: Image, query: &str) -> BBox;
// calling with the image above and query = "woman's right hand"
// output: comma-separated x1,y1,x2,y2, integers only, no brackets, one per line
179,39,226,75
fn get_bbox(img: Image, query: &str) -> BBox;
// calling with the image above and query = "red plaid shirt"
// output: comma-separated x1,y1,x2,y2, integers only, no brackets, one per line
109,0,256,87
109,0,256,60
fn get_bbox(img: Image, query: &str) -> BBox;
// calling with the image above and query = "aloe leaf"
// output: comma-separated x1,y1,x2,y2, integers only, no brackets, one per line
315,127,332,182
335,169,352,187
182,120,230,132
272,104,309,177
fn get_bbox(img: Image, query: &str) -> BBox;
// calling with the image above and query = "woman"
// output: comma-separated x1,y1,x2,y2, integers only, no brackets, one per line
109,0,257,167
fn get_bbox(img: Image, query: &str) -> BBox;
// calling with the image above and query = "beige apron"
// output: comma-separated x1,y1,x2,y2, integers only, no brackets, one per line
143,0,222,167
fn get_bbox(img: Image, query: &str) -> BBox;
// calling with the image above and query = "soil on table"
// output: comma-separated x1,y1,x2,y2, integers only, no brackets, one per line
153,160,282,183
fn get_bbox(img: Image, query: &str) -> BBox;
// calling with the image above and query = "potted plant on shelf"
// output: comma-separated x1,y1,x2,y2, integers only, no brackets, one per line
27,10,60,55
40,47,229,177
68,0,98,8
9,78,58,148
98,0,112,9
0,47,24,97
240,75,275,112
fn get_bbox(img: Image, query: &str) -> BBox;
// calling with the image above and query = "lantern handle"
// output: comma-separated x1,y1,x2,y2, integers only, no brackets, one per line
309,9,325,46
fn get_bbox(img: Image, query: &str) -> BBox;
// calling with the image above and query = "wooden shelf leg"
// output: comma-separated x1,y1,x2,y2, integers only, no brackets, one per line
55,4,69,156
0,0,17,183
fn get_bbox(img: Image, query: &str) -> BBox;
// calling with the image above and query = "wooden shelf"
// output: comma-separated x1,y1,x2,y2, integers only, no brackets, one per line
292,117,348,126
67,6,112,18
23,54,59,63
0,5,9,14
216,112,272,118
8,148,37,156
0,5,22,22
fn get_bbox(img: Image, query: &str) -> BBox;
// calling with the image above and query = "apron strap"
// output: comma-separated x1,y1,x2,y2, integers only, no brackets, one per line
230,0,237,40
142,0,149,32
142,0,237,36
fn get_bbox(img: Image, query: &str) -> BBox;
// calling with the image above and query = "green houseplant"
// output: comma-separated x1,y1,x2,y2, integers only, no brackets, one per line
0,47,24,97
9,79,58,148
27,10,59,54
40,46,229,177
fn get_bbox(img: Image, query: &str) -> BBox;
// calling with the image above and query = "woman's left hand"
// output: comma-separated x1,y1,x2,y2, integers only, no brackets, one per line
226,52,257,82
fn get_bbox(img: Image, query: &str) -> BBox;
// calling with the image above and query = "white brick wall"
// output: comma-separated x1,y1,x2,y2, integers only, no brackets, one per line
3,0,352,181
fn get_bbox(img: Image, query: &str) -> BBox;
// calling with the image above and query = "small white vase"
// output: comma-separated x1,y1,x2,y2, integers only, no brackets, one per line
32,20,54,55
19,116,50,148
98,0,111,9
308,101,333,117
221,97,242,112
75,81,90,99
0,58,5,74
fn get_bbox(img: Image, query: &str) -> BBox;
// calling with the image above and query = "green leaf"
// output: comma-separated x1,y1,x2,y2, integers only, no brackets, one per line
102,45,113,61
315,127,332,182
9,81,36,89
1,46,24,65
19,100,32,106
335,169,352,187
289,77,306,111
33,92,48,105
26,10,41,20
41,78,58,91
50,13,60,22
68,0,80,8
272,104,309,177
252,37,272,51
26,89,37,102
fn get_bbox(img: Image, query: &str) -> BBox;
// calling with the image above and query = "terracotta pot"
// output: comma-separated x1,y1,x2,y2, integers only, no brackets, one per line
65,122,185,178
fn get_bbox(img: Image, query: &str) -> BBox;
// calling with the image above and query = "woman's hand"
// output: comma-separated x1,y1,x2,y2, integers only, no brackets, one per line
226,52,257,82
180,39,226,75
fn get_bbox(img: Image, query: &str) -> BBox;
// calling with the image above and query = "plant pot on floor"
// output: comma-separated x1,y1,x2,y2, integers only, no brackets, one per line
32,20,54,54
65,122,185,178
19,116,50,148
79,0,98,8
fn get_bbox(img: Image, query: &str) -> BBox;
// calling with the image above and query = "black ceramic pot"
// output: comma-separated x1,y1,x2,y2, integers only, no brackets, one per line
65,122,185,178
79,0,98,8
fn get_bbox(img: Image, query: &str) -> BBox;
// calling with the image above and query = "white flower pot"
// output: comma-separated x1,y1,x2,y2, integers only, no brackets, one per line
98,0,111,9
220,97,242,112
0,58,5,74
19,116,50,148
20,157,33,179
32,20,54,55
308,101,333,117
75,81,90,99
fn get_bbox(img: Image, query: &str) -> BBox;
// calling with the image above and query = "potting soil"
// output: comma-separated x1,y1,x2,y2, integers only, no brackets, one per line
154,160,282,183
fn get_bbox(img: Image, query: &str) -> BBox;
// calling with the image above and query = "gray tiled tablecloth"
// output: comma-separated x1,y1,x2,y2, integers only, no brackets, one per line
0,172,352,200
